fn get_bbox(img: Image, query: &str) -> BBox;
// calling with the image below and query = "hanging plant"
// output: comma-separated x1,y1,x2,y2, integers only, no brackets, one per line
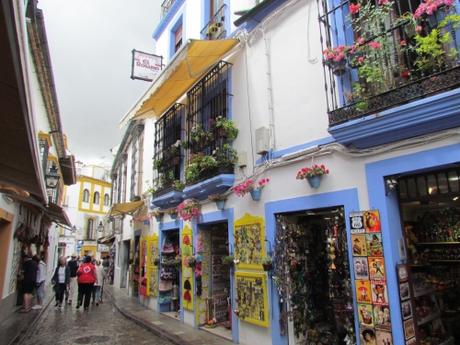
150,208,164,222
208,193,227,210
177,199,201,221
261,257,273,272
296,164,330,189
214,116,239,141
231,178,270,200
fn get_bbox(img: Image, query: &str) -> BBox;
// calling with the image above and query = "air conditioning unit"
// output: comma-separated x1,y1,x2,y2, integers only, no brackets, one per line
255,127,270,155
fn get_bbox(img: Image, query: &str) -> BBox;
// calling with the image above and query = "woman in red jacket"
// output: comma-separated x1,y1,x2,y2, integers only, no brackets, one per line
76,256,96,310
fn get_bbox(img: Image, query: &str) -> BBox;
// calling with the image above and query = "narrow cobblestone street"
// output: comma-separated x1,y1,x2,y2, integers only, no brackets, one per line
19,298,174,345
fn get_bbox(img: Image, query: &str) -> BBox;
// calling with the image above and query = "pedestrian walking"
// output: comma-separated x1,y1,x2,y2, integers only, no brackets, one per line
32,253,46,309
20,253,38,313
67,253,79,305
93,260,104,306
76,256,96,311
51,256,70,310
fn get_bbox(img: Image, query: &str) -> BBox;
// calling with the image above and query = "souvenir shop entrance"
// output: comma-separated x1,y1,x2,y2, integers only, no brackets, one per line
394,166,460,344
197,222,232,340
274,207,356,345
159,229,181,319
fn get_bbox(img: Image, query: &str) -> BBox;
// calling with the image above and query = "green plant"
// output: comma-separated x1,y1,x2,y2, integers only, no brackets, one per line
221,255,235,266
212,144,238,167
190,124,213,143
215,116,239,141
414,29,455,72
208,193,226,202
261,256,273,265
185,154,218,184
153,157,164,170
174,180,185,191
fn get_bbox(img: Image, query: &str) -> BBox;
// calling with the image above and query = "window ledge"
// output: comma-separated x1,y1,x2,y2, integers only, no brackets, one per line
151,189,183,209
183,174,235,200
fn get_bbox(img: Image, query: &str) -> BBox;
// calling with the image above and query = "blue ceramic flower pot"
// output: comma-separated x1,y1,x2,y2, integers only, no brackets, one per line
250,189,262,201
170,213,178,220
216,200,225,210
155,215,162,222
307,175,322,189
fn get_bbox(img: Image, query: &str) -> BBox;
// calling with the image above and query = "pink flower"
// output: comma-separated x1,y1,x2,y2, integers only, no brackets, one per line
416,25,423,33
401,70,410,79
378,0,389,5
349,3,360,14
357,56,365,64
356,37,365,45
368,41,381,49
400,40,407,47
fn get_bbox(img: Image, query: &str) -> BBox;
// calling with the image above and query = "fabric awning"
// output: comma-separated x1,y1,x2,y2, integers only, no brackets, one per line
109,200,144,217
44,202,71,227
132,39,239,119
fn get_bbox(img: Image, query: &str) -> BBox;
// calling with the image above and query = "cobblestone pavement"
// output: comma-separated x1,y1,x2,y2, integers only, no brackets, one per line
20,299,174,345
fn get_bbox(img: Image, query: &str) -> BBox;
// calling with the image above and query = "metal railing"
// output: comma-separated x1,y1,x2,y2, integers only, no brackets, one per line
318,0,460,126
200,4,227,40
161,0,176,18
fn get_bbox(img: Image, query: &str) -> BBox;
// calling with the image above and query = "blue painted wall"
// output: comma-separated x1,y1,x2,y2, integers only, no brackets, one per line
191,209,239,342
265,189,360,345
366,142,460,345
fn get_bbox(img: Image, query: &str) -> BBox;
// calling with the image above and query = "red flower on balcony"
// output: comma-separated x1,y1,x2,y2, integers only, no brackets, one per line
414,0,454,18
349,3,361,14
323,45,348,62
368,41,381,49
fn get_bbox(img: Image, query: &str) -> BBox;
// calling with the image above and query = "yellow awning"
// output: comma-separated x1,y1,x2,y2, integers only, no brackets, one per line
109,200,144,217
134,39,239,119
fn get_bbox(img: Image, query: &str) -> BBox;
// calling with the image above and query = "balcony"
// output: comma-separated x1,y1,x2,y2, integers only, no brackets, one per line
200,4,227,40
319,0,460,147
161,0,176,18
151,104,184,209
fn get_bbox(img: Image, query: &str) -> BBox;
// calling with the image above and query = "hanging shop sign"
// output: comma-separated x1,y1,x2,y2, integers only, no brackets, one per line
350,209,393,345
131,49,163,82
234,213,265,270
235,271,269,328
181,225,194,311
146,234,159,297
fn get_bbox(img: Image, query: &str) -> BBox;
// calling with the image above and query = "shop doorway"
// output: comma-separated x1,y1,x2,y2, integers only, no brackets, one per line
198,222,232,340
159,229,181,319
120,240,130,288
395,166,460,344
275,207,356,345
0,218,12,298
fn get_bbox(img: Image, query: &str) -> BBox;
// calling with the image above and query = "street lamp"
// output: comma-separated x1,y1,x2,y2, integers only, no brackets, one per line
45,165,60,189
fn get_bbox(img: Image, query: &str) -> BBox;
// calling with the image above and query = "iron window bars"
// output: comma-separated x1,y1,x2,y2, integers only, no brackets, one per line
200,4,227,40
186,61,231,165
318,0,460,126
154,103,184,194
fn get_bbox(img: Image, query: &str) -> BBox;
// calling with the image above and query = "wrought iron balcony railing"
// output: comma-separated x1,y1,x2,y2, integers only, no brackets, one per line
153,103,184,195
200,4,227,40
318,0,460,126
161,0,176,18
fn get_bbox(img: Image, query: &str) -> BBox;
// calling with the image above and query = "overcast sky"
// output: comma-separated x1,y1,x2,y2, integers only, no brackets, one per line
39,0,162,166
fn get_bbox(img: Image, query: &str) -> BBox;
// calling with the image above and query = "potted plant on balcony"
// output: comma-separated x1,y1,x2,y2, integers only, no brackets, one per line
296,164,330,189
221,255,235,268
323,45,348,75
231,178,270,201
177,199,201,221
214,116,239,141
213,144,238,173
208,193,227,210
261,256,273,272
185,154,218,185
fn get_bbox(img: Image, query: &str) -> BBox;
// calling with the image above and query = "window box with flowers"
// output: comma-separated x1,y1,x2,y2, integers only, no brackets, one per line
231,178,270,201
296,164,330,189
177,199,201,222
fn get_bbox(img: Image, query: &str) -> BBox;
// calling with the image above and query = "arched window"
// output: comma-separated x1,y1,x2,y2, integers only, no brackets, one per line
83,189,90,202
87,218,94,239
104,193,110,206
93,191,100,204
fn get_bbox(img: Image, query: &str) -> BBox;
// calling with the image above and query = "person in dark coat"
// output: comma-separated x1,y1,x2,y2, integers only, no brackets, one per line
52,256,70,310
67,254,79,305
21,253,38,312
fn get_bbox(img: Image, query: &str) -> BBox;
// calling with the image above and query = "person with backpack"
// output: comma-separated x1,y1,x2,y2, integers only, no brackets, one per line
76,255,96,311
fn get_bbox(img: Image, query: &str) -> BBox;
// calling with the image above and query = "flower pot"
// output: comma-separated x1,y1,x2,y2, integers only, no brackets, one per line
307,175,322,189
170,212,178,220
329,59,347,76
250,189,261,201
155,215,162,222
215,200,225,210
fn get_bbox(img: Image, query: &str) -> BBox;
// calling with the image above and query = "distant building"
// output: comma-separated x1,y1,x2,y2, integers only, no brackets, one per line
62,163,111,259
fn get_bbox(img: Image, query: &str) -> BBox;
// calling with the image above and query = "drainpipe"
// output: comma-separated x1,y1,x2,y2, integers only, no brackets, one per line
261,28,276,154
